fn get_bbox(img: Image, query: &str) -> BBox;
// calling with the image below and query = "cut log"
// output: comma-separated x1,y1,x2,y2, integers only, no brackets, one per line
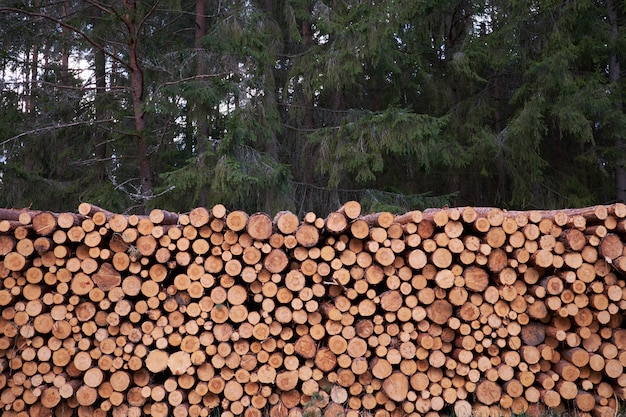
382,373,409,402
247,213,273,241
475,380,501,405
426,299,453,325
295,224,319,248
464,267,489,292
1,202,626,417
338,201,362,219
264,249,289,273
276,370,299,391
325,212,348,234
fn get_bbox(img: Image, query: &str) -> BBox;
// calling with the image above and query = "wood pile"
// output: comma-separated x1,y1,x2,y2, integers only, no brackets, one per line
1,201,626,417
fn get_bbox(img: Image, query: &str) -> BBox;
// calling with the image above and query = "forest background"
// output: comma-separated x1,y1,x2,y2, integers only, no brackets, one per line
1,0,626,217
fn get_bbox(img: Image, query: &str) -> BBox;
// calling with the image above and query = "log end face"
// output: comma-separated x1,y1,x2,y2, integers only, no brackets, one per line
264,249,289,273
475,380,502,405
146,350,169,373
276,370,299,391
382,373,409,403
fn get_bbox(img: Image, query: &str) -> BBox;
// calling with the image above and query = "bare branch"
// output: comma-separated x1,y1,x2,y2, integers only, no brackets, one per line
138,0,161,33
160,73,233,87
4,79,129,92
83,0,114,16
0,119,116,147
69,157,118,167
0,6,131,70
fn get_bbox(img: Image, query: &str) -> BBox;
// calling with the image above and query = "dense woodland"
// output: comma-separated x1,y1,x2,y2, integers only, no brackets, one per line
0,0,625,216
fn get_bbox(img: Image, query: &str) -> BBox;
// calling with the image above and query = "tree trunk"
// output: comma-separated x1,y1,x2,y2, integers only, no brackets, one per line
60,1,70,84
93,6,108,183
608,0,626,202
195,0,209,206
27,0,41,114
123,0,153,207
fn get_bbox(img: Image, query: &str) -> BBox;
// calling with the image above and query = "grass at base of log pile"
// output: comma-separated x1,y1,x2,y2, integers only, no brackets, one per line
296,395,626,417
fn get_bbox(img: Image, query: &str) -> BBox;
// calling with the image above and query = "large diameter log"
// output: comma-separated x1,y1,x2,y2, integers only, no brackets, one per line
576,391,596,412
295,224,319,247
520,322,546,346
475,380,502,405
225,210,248,232
247,213,273,241
276,370,299,391
92,263,121,291
168,352,192,375
264,249,289,273
338,201,361,219
600,234,623,261
188,207,210,227
325,212,348,234
454,400,473,417
371,358,393,379
561,229,586,251
380,291,403,312
146,351,169,373
382,373,409,402
32,212,57,236
406,249,427,269
294,335,317,359
464,267,489,292
426,299,453,325
4,252,26,271
273,211,299,235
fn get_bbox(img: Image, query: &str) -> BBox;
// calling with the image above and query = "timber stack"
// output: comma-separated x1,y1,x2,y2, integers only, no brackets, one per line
1,201,626,417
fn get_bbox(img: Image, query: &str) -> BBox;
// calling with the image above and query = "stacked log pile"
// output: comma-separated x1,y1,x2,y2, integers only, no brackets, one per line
1,201,626,417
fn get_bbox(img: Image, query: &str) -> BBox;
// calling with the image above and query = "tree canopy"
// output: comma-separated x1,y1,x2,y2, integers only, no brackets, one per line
0,0,625,216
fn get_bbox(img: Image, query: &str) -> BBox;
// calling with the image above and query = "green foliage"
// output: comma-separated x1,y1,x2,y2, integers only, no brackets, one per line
359,189,457,214
2,0,626,214
504,96,550,207
312,108,451,187
211,146,293,213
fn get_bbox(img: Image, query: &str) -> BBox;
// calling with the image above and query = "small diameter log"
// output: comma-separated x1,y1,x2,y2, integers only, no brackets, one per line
149,208,180,225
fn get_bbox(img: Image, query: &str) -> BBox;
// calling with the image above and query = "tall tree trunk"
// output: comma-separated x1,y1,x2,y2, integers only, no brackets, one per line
608,0,626,202
260,0,283,213
60,1,70,84
195,0,209,207
29,43,38,113
123,0,153,207
27,0,41,114
93,6,108,183
301,18,315,188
